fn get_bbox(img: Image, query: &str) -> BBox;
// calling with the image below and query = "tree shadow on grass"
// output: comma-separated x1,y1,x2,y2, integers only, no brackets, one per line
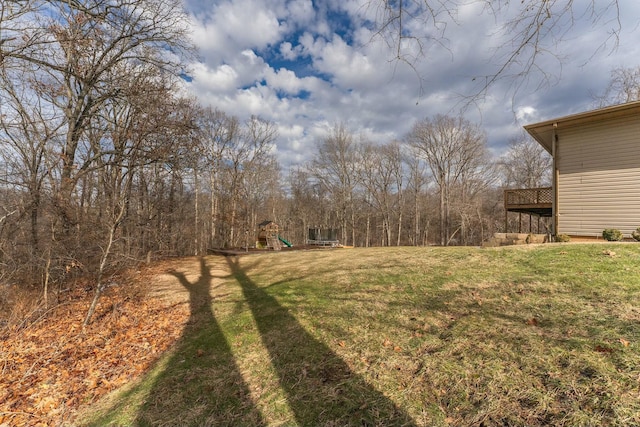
129,257,265,426
226,256,417,426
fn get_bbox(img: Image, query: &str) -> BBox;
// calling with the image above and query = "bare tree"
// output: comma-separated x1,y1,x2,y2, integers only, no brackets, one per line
449,150,496,245
594,66,640,108
311,124,361,246
220,116,278,247
0,69,60,257
407,115,489,246
0,0,196,312
1,0,193,238
195,108,240,249
81,73,198,325
359,141,404,246
286,167,328,245
499,133,552,189
242,117,281,233
404,149,430,245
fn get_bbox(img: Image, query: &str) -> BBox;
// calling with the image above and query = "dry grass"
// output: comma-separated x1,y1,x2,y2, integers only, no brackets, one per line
80,244,640,426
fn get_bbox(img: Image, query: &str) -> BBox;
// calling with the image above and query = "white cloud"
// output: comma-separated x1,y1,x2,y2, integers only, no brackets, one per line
214,0,283,48
279,42,301,60
312,36,379,89
515,106,537,122
278,123,305,139
188,0,287,64
265,68,301,93
184,0,640,169
284,0,314,25
191,63,239,92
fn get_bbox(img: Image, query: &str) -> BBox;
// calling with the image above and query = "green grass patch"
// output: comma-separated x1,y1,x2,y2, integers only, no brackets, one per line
80,244,640,426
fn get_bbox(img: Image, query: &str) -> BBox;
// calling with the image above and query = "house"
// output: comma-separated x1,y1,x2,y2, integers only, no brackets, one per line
517,100,640,239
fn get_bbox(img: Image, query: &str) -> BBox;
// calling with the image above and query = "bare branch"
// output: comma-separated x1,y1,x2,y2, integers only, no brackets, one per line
366,0,622,105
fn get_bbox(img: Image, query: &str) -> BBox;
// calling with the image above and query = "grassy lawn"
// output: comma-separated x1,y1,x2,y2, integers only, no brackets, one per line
79,244,640,426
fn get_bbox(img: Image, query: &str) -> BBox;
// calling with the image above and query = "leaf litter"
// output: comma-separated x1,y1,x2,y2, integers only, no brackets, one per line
0,262,190,427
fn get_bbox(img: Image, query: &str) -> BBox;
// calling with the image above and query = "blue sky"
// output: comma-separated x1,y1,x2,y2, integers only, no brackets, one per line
182,0,640,168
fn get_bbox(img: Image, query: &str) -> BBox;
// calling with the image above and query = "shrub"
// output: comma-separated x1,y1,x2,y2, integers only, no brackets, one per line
602,228,623,241
632,227,640,242
555,234,570,243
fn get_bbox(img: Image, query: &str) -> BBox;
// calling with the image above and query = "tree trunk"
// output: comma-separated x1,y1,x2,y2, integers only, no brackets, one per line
397,210,403,246
366,212,370,247
210,170,218,248
194,169,199,256
439,186,446,246
84,200,126,326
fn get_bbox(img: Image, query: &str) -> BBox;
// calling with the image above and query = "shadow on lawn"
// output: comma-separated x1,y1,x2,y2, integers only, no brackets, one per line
131,257,265,426
226,256,416,426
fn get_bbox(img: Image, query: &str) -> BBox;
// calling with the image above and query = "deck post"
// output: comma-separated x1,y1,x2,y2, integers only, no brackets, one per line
504,209,508,233
552,124,558,237
518,212,522,233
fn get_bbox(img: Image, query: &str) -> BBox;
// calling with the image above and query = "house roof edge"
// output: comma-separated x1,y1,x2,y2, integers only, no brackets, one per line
524,100,640,153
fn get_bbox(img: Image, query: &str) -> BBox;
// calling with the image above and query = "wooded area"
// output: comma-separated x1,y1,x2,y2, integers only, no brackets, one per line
9,0,634,322
0,1,556,323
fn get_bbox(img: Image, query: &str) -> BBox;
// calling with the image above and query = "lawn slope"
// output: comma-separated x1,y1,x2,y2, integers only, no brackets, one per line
79,244,640,426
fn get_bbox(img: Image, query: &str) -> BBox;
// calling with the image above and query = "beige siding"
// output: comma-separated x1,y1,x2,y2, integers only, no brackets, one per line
557,116,640,237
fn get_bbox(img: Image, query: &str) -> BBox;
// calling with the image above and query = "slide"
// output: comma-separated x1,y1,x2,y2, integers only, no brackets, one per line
278,235,293,247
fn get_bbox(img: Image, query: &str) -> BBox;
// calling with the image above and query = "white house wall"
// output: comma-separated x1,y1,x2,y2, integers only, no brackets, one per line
557,116,640,237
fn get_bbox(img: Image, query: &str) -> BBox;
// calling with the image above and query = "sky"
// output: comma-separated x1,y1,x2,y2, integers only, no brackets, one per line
181,0,640,168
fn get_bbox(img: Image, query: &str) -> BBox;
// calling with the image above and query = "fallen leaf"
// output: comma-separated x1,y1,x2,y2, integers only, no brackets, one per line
595,345,614,353
471,292,482,305
338,340,345,347
383,338,392,347
393,346,402,352
619,338,630,347
526,318,539,326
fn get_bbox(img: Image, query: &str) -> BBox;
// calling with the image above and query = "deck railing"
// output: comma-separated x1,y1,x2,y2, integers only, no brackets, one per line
504,187,552,209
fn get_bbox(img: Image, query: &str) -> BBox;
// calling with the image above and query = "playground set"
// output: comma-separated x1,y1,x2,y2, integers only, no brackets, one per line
209,221,342,255
256,221,293,250
256,221,341,250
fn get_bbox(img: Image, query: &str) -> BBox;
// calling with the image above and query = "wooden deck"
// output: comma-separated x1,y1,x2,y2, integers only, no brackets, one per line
504,187,552,217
